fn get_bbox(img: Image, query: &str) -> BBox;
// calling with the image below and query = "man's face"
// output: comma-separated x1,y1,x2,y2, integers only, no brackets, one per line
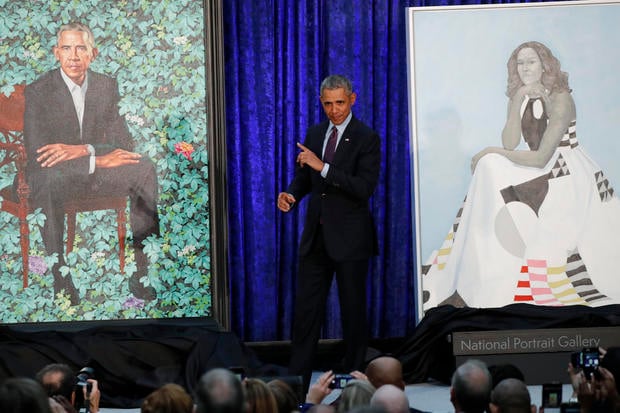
320,87,356,126
53,30,94,86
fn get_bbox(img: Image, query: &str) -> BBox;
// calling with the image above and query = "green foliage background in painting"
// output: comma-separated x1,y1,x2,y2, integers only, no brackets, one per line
0,0,211,322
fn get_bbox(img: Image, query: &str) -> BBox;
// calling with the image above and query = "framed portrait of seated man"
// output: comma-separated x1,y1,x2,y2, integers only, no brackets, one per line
0,0,225,324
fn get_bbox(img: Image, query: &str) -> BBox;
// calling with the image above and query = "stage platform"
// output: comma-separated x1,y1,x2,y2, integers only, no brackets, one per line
1,304,619,409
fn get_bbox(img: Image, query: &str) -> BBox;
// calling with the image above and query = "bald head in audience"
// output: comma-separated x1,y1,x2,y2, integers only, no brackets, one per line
370,384,409,413
489,378,535,413
450,359,492,413
365,356,406,390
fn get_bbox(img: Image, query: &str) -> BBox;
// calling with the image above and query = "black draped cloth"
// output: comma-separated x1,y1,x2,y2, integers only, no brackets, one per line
0,318,282,408
395,304,620,384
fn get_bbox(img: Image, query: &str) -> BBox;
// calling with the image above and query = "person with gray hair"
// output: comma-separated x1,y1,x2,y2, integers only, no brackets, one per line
489,378,535,413
450,359,492,413
194,368,244,413
278,74,381,391
370,384,410,413
338,379,376,413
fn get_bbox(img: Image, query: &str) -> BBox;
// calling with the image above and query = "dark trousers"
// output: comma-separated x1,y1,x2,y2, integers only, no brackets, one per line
288,225,369,390
28,159,159,273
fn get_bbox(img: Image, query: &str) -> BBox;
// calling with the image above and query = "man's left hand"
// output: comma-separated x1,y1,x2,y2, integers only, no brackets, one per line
296,142,324,172
36,143,91,168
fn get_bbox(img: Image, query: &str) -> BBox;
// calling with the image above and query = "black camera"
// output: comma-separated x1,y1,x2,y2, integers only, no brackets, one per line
571,348,600,377
329,374,354,389
75,367,95,391
74,367,95,412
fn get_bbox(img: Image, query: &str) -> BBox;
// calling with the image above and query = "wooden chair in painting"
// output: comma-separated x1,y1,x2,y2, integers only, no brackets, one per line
0,85,127,288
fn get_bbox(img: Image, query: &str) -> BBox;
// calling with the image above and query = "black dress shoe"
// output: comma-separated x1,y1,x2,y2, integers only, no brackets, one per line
129,275,156,300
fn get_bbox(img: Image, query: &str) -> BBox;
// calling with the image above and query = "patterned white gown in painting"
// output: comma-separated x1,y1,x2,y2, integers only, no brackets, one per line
422,97,620,311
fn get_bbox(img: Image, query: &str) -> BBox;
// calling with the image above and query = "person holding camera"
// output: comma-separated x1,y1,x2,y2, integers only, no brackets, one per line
35,364,100,413
566,347,620,413
302,356,426,413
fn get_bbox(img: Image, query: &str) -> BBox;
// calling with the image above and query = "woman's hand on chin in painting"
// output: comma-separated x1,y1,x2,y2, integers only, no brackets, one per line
517,82,551,106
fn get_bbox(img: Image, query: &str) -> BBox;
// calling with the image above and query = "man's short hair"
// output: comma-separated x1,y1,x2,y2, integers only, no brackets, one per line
35,363,75,399
320,75,353,96
451,359,492,413
490,378,531,413
194,368,244,413
57,22,96,56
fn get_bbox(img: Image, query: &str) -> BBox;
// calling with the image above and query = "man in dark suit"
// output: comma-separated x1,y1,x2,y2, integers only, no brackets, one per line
22,22,159,304
277,75,381,390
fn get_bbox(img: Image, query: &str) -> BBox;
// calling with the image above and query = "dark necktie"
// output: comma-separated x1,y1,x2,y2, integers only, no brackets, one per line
323,126,338,163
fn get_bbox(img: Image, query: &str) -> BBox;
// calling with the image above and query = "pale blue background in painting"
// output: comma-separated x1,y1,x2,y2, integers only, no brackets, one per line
408,1,620,272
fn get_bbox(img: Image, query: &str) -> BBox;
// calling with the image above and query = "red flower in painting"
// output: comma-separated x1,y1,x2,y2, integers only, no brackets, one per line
174,142,194,161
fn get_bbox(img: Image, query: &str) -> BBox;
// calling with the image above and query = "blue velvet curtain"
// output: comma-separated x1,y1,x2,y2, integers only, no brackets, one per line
223,0,547,342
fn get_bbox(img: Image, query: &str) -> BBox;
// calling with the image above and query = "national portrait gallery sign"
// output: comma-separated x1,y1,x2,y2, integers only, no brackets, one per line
453,327,620,356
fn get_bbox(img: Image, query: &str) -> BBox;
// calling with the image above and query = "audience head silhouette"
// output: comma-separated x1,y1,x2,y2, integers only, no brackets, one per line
141,383,193,413
338,379,376,413
195,368,244,413
365,356,406,390
370,384,410,413
243,377,278,413
450,359,492,413
489,378,533,413
267,378,300,413
35,363,75,400
0,377,53,413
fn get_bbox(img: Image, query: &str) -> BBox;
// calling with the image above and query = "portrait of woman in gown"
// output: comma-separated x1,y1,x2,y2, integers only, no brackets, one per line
422,41,620,311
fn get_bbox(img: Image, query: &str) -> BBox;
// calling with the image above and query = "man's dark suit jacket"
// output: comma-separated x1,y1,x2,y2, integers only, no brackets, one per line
21,68,159,264
23,69,133,188
286,116,381,261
